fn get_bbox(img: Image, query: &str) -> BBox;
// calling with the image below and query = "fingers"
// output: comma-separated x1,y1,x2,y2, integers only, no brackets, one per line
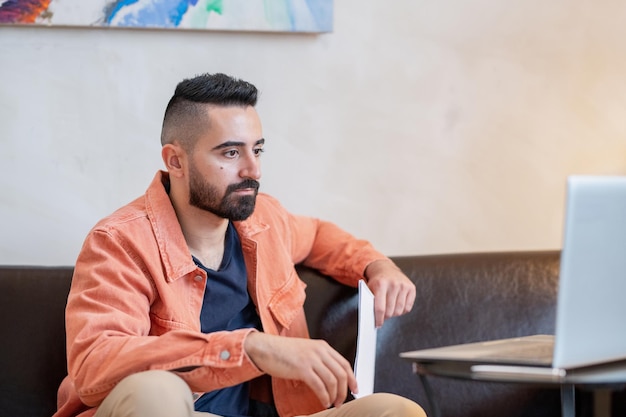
403,283,416,314
372,278,416,327
365,259,416,326
320,344,357,408
388,280,415,316
374,292,387,328
244,333,355,409
311,348,354,408
334,348,358,406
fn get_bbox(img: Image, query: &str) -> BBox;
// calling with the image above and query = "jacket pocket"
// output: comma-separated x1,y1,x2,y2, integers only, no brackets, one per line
267,271,307,331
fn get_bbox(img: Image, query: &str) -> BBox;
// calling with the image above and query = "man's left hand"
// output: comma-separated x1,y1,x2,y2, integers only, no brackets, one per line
364,259,416,328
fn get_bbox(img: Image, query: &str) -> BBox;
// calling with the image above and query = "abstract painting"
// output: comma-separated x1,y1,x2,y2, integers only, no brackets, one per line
0,0,333,32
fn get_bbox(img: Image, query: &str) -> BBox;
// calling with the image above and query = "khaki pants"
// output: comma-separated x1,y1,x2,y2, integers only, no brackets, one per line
94,370,426,417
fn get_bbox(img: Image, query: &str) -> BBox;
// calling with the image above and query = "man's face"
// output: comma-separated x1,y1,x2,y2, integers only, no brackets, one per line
187,105,264,221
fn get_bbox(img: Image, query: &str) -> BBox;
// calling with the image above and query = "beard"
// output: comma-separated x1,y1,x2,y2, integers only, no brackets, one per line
188,162,259,221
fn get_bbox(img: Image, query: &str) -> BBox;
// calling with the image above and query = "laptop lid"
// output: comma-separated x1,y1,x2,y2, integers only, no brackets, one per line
552,175,626,369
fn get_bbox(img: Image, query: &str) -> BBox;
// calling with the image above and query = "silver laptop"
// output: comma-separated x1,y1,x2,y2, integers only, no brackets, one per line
400,176,626,377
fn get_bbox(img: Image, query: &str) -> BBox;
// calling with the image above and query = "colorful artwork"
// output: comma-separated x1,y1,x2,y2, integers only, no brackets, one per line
0,0,333,32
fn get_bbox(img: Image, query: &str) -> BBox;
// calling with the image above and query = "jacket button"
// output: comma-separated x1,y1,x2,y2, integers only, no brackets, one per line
194,275,203,282
220,350,231,361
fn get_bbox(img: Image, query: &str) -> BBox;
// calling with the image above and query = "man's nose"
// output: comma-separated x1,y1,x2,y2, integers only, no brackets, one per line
240,151,261,180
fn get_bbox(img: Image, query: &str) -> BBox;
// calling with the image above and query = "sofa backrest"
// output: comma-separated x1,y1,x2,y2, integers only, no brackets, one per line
0,253,562,417
377,252,563,416
0,266,73,417
6,251,619,417
300,251,565,417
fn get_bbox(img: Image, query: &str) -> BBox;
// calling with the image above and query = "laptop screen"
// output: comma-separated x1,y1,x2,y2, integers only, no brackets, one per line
553,176,626,368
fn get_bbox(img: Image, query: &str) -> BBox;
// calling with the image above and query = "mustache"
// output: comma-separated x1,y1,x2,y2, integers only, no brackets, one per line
226,179,260,194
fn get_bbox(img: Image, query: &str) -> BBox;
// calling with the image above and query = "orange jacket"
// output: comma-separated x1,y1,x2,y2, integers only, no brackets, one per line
54,171,387,417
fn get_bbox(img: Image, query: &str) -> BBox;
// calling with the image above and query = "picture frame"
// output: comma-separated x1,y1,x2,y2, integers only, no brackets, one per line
0,0,333,33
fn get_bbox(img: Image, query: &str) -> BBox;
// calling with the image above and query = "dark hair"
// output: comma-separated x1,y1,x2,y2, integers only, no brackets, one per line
160,73,258,149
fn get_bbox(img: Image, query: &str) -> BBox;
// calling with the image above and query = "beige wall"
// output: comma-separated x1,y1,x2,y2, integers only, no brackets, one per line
1,0,626,265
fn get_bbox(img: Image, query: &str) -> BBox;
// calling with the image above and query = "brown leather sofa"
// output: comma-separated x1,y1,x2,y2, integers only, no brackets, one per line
1,251,624,417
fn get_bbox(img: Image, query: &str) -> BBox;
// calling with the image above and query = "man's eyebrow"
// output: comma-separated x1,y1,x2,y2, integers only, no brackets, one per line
212,138,265,151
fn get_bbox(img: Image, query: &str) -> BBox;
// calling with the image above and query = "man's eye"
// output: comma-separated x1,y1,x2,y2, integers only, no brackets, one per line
254,148,265,156
224,150,238,158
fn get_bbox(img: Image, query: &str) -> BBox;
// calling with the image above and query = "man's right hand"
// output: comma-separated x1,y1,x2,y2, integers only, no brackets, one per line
243,332,358,409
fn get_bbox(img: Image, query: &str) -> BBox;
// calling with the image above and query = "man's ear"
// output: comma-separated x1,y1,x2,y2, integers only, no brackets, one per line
161,144,186,178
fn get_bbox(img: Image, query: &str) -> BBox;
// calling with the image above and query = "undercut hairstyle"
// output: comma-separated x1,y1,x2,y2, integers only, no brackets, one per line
160,73,258,150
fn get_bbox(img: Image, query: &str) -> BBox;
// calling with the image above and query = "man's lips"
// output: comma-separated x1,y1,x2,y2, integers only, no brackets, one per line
229,180,260,194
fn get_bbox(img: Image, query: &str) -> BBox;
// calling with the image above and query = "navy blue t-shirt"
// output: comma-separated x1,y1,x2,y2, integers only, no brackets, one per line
193,222,261,417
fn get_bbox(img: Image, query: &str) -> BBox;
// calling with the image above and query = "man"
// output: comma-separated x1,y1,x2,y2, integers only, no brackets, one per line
54,73,426,417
